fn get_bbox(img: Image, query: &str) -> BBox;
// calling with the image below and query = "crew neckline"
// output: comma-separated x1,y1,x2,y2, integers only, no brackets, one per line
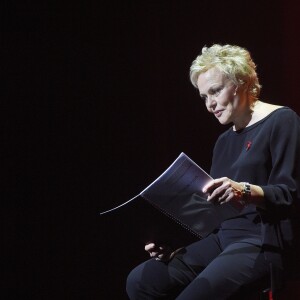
232,106,288,134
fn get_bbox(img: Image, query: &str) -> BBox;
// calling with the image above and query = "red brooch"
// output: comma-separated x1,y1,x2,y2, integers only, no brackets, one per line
246,141,252,151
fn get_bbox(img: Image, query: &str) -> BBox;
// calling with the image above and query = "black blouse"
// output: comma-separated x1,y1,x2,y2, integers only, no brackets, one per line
210,107,300,264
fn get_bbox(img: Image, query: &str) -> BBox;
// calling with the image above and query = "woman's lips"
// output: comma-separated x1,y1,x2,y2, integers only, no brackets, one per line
214,110,224,118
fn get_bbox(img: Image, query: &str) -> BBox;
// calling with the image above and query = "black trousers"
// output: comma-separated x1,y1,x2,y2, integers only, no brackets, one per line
126,233,271,300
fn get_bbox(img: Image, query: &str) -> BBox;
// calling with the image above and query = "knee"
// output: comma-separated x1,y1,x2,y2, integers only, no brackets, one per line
126,266,143,300
126,259,179,299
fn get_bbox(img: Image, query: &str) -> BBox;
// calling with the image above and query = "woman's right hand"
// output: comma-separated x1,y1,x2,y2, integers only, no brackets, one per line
145,243,174,262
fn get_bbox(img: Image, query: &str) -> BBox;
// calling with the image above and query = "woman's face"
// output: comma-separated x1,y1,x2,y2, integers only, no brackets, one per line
197,67,248,127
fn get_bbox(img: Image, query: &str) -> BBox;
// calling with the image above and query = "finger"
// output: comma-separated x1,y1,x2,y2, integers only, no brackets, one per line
149,251,159,258
217,185,232,202
203,179,221,193
203,177,227,193
207,182,230,201
202,179,215,193
156,251,171,261
145,243,155,251
220,193,234,205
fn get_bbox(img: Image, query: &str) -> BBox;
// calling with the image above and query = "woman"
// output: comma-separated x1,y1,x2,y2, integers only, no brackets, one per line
126,44,300,299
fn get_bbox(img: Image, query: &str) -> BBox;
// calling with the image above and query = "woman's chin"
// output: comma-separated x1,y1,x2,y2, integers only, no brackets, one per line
217,117,230,125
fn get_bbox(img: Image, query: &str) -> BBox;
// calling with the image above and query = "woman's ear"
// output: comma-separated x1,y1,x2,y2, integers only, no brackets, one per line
239,80,251,96
233,86,238,96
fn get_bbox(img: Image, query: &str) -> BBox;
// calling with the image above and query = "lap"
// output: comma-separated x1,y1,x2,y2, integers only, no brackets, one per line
127,234,270,300
127,234,222,299
177,242,269,299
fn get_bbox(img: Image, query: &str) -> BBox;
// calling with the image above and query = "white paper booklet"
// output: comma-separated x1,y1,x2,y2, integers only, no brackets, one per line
100,152,241,240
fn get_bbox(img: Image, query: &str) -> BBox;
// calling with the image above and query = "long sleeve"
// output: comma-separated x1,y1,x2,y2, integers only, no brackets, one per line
261,109,300,213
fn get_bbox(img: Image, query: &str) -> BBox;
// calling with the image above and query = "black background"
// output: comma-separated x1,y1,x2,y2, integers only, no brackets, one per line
3,0,300,299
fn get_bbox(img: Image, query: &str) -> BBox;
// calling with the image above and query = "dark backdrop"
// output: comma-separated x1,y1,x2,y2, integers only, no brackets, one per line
4,0,300,299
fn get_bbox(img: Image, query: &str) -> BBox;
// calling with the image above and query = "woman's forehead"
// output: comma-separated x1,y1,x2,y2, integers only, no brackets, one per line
197,68,228,87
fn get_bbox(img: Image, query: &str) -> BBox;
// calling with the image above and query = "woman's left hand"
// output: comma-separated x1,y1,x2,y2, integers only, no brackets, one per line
202,177,244,205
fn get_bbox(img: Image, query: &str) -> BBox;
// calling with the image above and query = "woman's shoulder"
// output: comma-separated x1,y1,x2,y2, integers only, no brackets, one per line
256,102,297,115
268,105,299,121
252,102,282,122
253,102,299,125
261,105,300,138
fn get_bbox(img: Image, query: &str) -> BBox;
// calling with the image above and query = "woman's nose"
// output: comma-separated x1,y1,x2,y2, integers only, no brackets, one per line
206,96,217,109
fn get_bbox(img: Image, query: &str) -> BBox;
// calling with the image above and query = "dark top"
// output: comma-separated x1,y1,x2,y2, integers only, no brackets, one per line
210,107,300,268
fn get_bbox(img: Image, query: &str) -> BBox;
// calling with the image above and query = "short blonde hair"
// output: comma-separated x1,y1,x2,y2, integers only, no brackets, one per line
190,44,261,101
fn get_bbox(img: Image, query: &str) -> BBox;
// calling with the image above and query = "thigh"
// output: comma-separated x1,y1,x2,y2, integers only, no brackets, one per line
176,242,270,300
126,233,223,299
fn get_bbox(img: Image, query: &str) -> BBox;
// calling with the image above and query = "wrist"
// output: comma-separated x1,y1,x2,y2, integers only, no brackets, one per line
241,182,251,205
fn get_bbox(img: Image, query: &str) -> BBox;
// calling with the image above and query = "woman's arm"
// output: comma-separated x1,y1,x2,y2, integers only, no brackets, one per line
203,178,266,209
205,109,300,212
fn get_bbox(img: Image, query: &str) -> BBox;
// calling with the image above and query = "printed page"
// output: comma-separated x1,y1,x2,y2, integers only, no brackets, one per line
140,152,241,238
100,152,242,241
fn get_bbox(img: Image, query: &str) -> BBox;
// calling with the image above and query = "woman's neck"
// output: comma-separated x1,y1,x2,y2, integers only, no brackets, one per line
233,101,282,131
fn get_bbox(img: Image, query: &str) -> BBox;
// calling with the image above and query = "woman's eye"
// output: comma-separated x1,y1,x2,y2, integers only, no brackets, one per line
211,87,223,97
